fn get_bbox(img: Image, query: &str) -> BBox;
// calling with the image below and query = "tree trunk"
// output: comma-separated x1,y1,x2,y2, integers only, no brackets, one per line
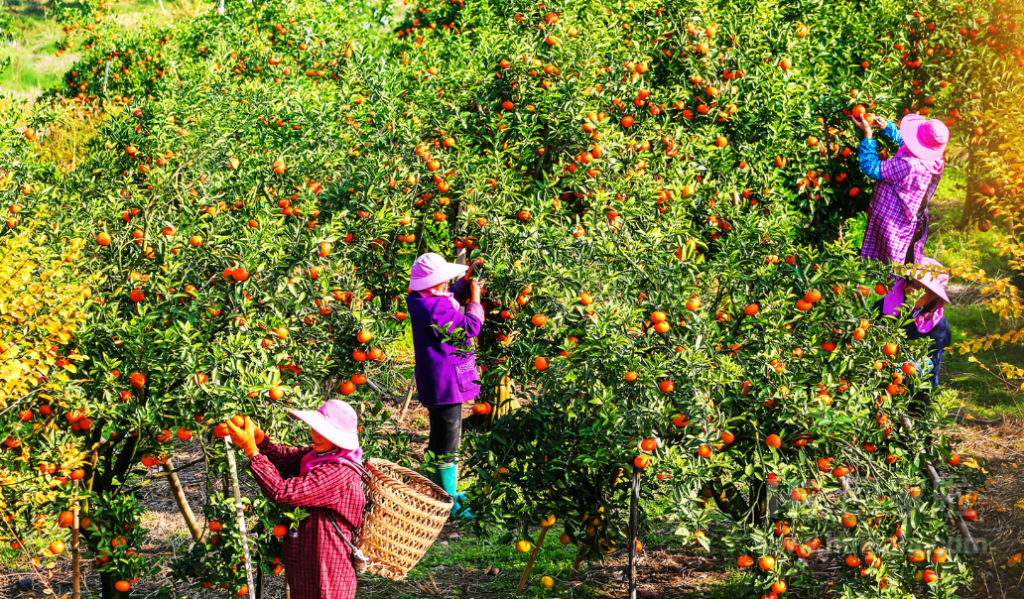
958,149,982,229
164,457,203,541
626,466,641,599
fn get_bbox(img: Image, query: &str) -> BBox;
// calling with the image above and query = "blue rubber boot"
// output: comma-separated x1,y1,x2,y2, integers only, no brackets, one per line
437,461,474,519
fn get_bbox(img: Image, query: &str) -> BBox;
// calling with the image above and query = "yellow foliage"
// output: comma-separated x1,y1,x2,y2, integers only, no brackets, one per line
0,226,92,409
950,91,1024,383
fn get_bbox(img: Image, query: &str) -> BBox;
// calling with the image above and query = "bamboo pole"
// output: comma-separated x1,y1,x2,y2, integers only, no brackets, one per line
225,437,257,599
164,457,203,541
515,525,549,596
627,466,641,599
396,378,416,425
72,482,81,599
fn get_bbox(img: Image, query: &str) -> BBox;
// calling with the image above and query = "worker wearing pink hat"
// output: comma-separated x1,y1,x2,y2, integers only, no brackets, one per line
406,252,485,519
227,400,366,599
853,112,948,267
876,257,953,416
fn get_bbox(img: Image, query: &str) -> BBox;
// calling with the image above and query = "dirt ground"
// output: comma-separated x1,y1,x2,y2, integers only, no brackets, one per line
5,400,1024,599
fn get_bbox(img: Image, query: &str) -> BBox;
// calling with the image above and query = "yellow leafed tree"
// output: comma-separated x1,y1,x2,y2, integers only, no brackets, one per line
949,90,1024,388
0,222,92,411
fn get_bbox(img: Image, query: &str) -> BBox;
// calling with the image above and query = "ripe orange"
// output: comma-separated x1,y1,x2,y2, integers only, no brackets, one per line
209,521,223,532
650,311,667,323
932,547,948,563
909,549,926,562
882,343,898,356
269,387,285,401
845,555,861,567
779,57,793,70
659,380,674,393
58,511,74,528
97,232,112,246
901,362,917,376
804,289,822,303
339,381,356,395
129,373,146,388
947,453,960,466
356,330,373,343
772,581,787,594
621,116,635,128
922,569,938,583
534,357,549,371
766,434,782,449
758,555,776,571
962,508,977,521
624,371,638,382
115,581,131,592
273,524,288,537
516,539,532,553
49,540,66,555
532,314,548,327
697,445,712,458
633,455,651,468
640,438,657,452
231,415,246,427
743,304,759,316
851,105,867,118
539,576,554,589
737,555,754,568
841,513,857,528
721,431,735,444
189,235,203,247
472,403,492,416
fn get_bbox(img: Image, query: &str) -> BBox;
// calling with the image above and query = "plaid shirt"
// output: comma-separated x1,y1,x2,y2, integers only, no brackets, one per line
249,439,365,599
859,123,943,266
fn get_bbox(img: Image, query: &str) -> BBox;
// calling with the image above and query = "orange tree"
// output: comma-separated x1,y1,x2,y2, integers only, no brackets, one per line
893,0,1024,227
0,197,95,577
6,0,997,596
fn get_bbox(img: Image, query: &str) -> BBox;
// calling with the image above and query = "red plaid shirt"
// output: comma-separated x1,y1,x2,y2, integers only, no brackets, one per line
249,438,365,599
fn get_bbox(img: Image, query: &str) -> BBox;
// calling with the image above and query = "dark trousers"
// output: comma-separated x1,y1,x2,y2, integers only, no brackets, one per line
426,403,463,463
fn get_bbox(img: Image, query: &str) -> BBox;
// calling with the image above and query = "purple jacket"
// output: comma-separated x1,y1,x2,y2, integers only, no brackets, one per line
406,278,484,408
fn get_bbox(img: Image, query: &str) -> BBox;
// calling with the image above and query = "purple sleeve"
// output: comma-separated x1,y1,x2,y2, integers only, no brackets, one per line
430,298,484,339
450,277,471,303
255,437,309,477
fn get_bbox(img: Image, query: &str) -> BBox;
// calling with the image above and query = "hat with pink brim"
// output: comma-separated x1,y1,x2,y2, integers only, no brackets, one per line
909,257,951,304
289,400,360,450
409,252,468,291
899,114,949,162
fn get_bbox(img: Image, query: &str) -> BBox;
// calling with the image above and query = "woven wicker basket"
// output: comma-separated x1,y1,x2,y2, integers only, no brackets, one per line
355,458,453,581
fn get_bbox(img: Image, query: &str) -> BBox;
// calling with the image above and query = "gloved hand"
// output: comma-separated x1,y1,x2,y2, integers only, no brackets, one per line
227,416,260,458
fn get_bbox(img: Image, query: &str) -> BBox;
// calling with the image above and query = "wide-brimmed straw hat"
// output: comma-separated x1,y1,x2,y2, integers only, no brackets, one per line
900,114,949,162
289,400,360,450
409,252,467,291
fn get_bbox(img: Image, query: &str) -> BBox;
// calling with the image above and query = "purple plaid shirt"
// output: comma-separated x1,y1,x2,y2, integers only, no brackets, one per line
859,125,944,266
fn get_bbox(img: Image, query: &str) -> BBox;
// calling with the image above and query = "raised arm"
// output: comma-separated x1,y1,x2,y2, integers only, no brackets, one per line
248,458,355,508
255,437,310,478
879,121,904,147
430,295,484,339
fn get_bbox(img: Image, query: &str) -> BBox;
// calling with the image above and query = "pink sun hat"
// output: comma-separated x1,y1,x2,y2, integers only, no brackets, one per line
409,252,467,291
909,257,951,304
289,400,360,450
899,113,949,162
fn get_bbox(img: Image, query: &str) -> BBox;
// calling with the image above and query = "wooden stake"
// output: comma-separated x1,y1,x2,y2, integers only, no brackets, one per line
570,543,586,575
397,378,417,425
515,525,549,596
627,465,641,599
225,438,257,599
72,482,81,599
164,457,203,541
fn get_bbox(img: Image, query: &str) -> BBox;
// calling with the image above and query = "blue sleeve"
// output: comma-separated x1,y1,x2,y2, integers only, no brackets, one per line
880,122,904,147
858,138,882,180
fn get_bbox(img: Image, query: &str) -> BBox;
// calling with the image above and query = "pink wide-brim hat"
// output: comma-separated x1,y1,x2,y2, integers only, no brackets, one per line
409,252,467,291
900,114,949,162
908,257,951,304
289,400,360,450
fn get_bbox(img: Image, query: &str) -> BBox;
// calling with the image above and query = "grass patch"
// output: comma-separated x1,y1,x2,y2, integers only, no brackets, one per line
941,304,1024,419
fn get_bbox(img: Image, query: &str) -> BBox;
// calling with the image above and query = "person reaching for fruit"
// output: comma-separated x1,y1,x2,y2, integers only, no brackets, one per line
226,400,366,599
874,257,952,417
406,252,484,518
853,112,948,266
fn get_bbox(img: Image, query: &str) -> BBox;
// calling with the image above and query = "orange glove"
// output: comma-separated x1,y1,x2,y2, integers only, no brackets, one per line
226,417,260,458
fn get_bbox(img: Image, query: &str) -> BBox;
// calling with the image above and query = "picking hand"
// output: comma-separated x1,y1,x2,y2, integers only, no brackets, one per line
851,115,873,138
869,115,888,130
469,279,483,303
226,416,261,457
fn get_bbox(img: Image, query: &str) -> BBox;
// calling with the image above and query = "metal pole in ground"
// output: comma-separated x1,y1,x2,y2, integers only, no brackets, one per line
627,465,641,599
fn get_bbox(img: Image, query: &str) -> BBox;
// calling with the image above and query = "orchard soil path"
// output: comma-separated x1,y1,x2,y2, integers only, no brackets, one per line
6,401,1023,598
